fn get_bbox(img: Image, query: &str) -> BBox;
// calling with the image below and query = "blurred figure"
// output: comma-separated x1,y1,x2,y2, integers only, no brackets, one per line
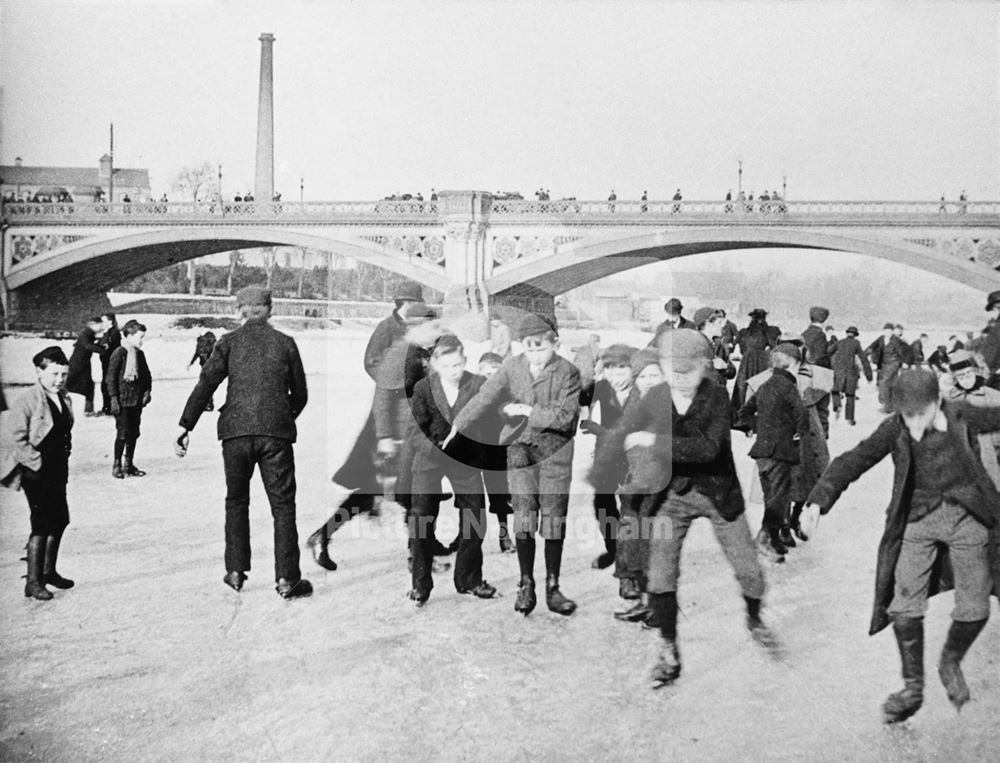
65,317,103,416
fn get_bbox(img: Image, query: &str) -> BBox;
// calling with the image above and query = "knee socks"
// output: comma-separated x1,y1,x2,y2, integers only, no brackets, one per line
650,591,678,641
544,538,563,578
114,438,125,462
515,534,536,580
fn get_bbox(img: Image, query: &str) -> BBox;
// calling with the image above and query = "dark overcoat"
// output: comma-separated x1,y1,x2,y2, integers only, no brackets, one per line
739,368,809,462
105,346,152,408
179,317,307,442
592,379,746,520
807,402,1000,635
409,371,486,470
65,327,101,395
802,324,832,368
831,336,873,391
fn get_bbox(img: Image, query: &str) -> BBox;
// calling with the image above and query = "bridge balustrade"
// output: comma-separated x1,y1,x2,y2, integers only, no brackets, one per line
2,198,998,224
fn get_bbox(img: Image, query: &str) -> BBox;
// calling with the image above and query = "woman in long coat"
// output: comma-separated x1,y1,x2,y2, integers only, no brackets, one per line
731,309,780,430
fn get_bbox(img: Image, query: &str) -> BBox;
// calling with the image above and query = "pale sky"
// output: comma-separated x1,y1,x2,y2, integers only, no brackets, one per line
1,0,998,202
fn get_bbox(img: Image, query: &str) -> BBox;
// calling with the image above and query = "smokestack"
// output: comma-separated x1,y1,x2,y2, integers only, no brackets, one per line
254,33,275,201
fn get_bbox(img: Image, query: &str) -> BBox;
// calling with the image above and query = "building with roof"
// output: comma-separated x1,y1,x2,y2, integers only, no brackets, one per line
0,156,150,203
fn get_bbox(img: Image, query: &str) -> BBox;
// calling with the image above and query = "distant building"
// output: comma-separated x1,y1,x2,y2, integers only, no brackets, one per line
0,155,150,203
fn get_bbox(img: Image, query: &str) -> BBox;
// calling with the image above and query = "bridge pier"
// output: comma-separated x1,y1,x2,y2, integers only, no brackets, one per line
4,282,112,331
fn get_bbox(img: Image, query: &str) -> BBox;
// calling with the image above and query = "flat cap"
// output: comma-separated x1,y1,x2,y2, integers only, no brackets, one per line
659,328,713,372
33,346,69,367
773,343,802,363
809,306,830,323
517,313,557,340
235,285,272,307
393,281,423,302
692,306,718,328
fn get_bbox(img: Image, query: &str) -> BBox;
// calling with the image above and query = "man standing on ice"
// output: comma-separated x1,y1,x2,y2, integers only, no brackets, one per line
174,286,312,600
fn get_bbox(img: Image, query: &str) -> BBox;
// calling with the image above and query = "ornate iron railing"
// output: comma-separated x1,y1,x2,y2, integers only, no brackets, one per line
2,198,998,224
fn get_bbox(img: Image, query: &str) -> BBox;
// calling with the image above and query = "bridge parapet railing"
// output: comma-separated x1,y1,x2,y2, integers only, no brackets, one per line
0,200,441,223
3,198,999,224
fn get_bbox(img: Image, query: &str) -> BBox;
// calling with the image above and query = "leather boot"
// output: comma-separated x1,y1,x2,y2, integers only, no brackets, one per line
123,457,146,477
43,533,74,589
24,536,53,601
545,574,577,616
938,618,988,711
112,459,124,479
305,527,337,571
883,616,924,724
651,640,681,686
514,575,536,616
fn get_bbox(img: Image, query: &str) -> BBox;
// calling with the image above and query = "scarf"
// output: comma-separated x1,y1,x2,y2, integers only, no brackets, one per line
121,336,139,382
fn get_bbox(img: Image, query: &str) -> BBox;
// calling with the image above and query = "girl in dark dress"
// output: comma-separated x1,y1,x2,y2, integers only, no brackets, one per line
65,317,103,415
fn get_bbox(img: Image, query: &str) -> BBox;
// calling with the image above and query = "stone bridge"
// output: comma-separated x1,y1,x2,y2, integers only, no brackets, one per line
3,191,999,328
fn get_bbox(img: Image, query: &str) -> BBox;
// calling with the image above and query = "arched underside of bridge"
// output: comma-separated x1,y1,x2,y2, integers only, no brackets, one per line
5,227,452,294
486,228,1000,297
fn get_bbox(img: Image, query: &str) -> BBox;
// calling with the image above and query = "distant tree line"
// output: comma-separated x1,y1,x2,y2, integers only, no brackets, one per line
116,254,441,303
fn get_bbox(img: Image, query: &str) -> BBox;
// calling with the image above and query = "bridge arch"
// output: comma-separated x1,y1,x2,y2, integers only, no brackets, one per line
486,226,999,295
5,226,451,293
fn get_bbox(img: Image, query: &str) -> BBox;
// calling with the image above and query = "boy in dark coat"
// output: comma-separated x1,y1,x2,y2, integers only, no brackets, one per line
176,286,311,599
739,343,810,559
0,347,75,600
592,330,771,687
579,343,635,575
105,320,152,479
188,330,218,411
477,352,515,553
65,317,103,416
802,370,1000,724
830,325,873,425
407,335,496,604
868,323,909,413
446,314,582,617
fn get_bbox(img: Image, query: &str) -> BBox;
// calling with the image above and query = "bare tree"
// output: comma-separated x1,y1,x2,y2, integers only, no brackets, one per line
261,247,278,288
227,250,242,295
172,161,219,202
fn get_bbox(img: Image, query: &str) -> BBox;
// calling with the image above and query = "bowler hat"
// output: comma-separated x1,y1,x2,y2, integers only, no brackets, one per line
882,322,895,330
664,298,684,315
809,306,830,324
33,346,69,367
235,285,272,307
987,290,1000,311
399,301,436,322
393,281,423,302
748,308,768,319
845,326,859,336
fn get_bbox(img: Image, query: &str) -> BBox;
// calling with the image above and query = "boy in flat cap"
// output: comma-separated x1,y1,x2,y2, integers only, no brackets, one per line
831,326,872,426
105,319,152,478
739,343,810,560
445,313,582,616
592,330,771,687
0,347,75,600
176,285,312,599
579,343,635,576
801,370,1000,723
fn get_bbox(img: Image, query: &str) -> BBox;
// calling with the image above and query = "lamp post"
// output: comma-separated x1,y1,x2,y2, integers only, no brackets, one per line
300,177,304,203
217,164,223,201
738,160,743,194
782,173,787,199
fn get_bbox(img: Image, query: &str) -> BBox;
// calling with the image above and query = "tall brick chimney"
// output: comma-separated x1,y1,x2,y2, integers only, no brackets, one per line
254,33,275,201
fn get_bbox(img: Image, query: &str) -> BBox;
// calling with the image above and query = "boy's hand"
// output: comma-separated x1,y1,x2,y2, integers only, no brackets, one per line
174,428,190,457
580,420,605,436
141,391,151,407
624,431,655,449
110,398,121,416
797,503,821,540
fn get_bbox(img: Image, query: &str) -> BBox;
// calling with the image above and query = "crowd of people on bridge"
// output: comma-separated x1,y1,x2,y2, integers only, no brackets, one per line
3,280,999,724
